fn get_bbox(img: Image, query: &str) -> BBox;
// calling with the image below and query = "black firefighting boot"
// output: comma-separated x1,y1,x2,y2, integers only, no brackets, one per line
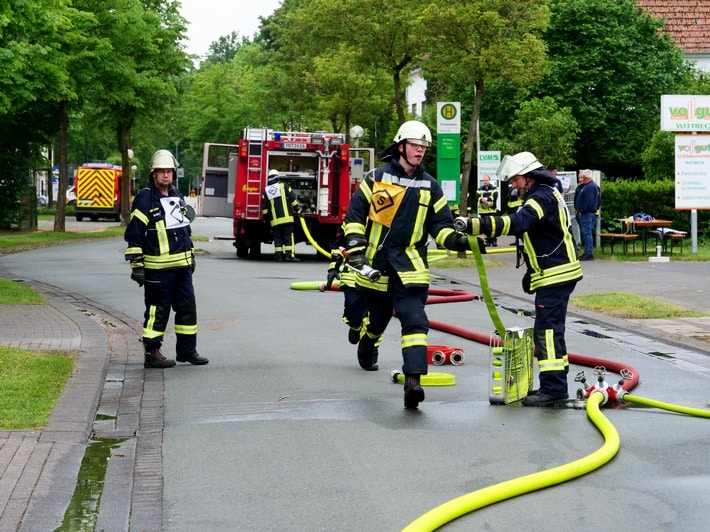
144,344,176,369
284,253,301,262
274,252,285,262
176,352,209,365
357,335,379,371
403,374,425,409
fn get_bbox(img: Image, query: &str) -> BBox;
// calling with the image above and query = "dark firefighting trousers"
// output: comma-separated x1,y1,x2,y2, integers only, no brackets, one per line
362,273,429,375
272,222,295,256
342,285,367,329
533,281,577,397
142,267,197,356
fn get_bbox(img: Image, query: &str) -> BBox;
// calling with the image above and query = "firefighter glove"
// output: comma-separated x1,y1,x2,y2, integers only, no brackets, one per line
344,237,368,269
326,267,341,289
130,262,145,287
191,255,196,273
444,232,470,252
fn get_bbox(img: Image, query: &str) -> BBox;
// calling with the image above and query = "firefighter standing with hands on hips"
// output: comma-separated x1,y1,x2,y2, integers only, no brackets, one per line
124,149,208,369
262,169,301,262
342,120,482,410
456,151,581,406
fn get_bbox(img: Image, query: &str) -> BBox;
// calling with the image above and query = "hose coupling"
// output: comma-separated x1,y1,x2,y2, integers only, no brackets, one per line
350,263,381,282
453,216,470,232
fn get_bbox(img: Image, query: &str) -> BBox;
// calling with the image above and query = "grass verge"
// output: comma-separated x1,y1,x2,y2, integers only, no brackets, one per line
0,347,76,430
0,278,45,304
570,292,708,319
0,226,125,252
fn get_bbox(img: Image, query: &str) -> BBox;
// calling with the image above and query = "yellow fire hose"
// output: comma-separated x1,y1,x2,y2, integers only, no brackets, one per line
402,392,618,532
299,216,331,258
622,394,710,417
297,218,710,530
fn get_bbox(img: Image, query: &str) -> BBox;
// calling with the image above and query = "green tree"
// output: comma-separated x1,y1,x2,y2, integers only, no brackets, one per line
205,31,244,64
422,0,551,213
509,97,579,169
275,0,426,126
304,44,391,133
534,0,688,177
83,0,190,222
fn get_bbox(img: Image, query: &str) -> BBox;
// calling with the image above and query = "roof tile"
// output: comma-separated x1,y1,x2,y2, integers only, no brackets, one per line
637,0,710,52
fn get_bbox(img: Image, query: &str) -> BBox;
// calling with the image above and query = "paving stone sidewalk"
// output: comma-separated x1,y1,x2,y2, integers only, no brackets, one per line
0,281,161,531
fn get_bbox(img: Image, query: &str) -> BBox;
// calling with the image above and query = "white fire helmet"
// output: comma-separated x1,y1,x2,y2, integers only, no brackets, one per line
496,151,543,181
150,149,179,171
393,120,432,147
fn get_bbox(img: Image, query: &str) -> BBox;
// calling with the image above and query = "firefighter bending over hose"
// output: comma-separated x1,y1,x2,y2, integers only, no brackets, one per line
262,169,301,262
342,120,485,410
457,151,582,406
124,149,208,368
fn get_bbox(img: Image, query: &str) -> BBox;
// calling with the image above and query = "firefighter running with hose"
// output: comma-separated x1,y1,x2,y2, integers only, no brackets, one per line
262,169,301,262
342,120,484,410
457,151,582,406
124,149,208,368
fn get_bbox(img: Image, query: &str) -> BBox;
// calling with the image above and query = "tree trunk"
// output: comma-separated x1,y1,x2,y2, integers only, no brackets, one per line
116,121,133,225
53,100,69,232
460,80,484,216
458,81,484,258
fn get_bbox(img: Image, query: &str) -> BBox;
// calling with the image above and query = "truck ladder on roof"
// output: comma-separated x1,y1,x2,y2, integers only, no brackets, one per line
244,128,267,220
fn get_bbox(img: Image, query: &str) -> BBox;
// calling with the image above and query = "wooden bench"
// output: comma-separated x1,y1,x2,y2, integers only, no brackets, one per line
656,230,687,255
600,233,638,255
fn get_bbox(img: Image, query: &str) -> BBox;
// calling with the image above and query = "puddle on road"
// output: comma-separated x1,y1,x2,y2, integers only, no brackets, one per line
55,437,127,532
648,351,676,360
579,329,612,339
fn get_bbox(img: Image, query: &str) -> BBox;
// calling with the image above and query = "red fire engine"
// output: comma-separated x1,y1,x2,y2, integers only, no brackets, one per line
202,127,373,259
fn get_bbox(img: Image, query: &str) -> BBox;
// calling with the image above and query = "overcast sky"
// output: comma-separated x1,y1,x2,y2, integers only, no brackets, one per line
178,0,282,59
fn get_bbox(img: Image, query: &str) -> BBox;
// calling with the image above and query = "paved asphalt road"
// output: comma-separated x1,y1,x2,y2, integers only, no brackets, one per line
2,217,709,531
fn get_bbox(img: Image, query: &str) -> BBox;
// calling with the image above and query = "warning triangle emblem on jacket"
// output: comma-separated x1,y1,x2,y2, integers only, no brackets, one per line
369,180,406,228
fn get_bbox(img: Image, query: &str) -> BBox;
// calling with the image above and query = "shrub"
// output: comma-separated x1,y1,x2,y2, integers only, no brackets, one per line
600,178,710,237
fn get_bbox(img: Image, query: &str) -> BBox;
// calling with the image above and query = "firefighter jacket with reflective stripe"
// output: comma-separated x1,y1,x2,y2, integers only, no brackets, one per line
477,184,498,214
261,181,298,227
481,181,582,292
343,158,457,290
124,185,194,270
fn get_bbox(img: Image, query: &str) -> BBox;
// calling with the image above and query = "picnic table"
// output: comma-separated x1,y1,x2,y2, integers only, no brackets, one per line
618,218,672,254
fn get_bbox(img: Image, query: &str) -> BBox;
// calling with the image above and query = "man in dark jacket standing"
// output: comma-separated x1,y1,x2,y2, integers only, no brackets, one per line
574,169,601,261
124,150,208,369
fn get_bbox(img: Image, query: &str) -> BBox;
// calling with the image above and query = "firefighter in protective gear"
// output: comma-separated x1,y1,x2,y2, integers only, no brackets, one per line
124,149,208,369
262,169,301,262
477,174,499,246
462,151,581,406
342,120,483,410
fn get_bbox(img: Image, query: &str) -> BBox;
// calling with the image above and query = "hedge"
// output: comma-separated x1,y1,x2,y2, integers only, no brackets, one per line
599,178,710,237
